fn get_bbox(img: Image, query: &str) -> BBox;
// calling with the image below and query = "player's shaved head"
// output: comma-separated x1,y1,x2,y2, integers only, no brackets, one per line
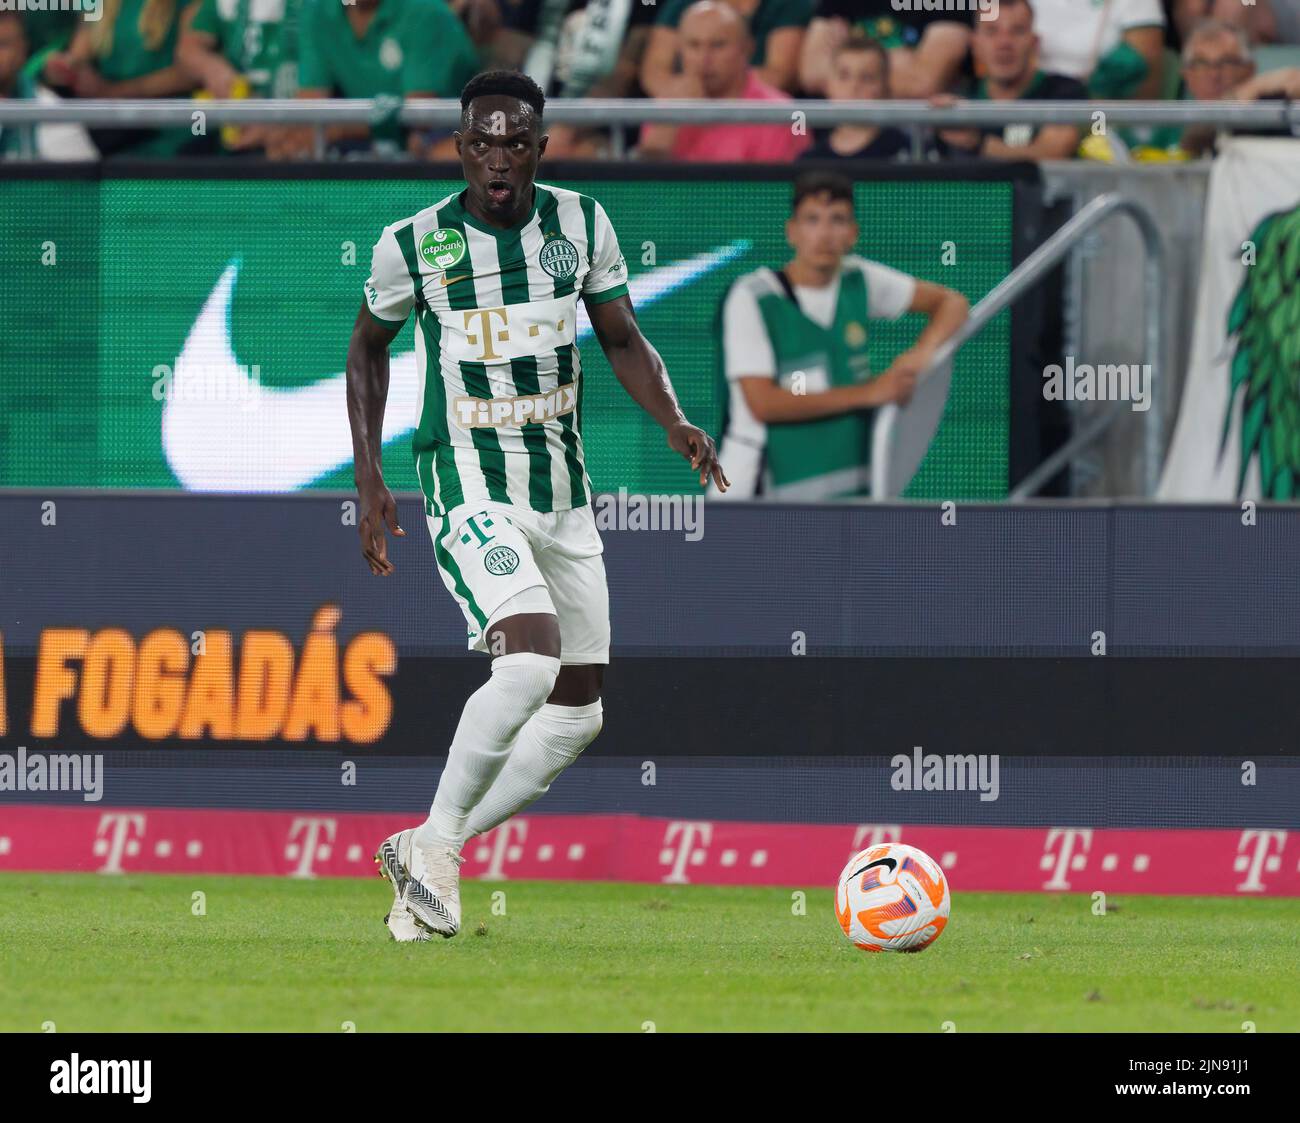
679,0,752,97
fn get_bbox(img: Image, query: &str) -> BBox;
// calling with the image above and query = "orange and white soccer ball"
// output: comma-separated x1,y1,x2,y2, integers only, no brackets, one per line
835,843,950,953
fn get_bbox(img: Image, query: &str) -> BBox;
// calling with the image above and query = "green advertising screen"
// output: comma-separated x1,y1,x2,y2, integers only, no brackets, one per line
0,172,1010,498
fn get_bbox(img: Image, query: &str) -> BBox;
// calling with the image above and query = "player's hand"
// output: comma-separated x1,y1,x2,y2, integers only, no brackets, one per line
357,482,405,575
667,420,729,491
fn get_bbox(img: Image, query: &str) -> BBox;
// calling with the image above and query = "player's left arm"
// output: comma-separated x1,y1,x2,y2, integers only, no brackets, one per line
581,201,727,490
879,279,970,387
585,294,728,492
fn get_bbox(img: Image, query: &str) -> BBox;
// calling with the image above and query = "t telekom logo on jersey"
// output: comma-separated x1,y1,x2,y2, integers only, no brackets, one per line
460,307,569,362
455,385,578,429
453,305,578,427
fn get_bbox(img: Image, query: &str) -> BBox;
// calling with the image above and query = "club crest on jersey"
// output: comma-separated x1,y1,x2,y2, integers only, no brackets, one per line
539,236,579,280
484,545,520,575
420,228,466,270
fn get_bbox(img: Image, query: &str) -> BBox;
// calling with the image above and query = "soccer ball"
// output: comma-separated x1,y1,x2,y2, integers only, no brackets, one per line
835,842,950,953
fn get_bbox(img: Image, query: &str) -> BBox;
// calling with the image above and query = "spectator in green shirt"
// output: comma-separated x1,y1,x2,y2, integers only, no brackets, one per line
931,0,1084,163
180,0,301,98
1,10,97,159
177,0,302,153
284,0,479,159
42,0,197,155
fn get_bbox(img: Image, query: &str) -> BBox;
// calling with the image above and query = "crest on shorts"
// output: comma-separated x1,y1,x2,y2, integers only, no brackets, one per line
484,545,519,575
539,236,579,280
421,228,466,270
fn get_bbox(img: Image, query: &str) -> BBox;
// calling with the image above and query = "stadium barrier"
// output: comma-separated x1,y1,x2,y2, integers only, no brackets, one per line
0,98,1295,159
3,97,1296,126
5,496,1300,747
4,495,1299,891
0,806,1295,896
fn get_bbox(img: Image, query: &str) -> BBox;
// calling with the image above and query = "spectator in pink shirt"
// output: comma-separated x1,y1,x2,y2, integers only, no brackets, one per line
639,0,811,163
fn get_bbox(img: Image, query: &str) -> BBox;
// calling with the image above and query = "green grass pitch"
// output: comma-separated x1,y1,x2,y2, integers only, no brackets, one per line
2,873,1297,1032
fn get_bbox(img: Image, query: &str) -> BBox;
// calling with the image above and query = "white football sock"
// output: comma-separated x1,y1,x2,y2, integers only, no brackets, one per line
416,651,560,848
465,699,603,840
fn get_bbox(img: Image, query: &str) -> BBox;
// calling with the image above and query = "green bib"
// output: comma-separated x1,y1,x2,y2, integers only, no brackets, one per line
754,268,875,499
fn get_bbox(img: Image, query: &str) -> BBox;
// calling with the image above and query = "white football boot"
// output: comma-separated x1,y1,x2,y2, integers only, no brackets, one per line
375,833,431,942
383,893,431,943
375,828,463,938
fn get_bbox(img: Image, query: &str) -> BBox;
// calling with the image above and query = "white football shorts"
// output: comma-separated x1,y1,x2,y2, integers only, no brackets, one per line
427,501,610,665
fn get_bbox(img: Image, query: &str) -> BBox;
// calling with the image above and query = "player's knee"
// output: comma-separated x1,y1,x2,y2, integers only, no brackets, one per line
560,711,602,756
490,651,561,718
537,700,603,764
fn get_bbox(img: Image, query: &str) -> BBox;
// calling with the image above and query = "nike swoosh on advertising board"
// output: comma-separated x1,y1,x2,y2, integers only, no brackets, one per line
162,241,752,492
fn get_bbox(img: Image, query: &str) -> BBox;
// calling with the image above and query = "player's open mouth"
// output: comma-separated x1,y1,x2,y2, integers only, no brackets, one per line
486,180,513,205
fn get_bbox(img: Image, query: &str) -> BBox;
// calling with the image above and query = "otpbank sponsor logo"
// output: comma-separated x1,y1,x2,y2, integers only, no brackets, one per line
0,606,395,745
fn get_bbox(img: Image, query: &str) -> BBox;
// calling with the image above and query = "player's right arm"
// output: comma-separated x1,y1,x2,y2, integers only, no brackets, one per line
346,226,415,575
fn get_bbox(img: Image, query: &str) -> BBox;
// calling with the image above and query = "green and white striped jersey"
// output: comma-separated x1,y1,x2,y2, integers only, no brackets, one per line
364,183,629,518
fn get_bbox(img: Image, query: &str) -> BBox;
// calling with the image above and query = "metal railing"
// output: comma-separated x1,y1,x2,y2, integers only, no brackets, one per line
2,96,1296,126
873,193,1166,499
968,193,1166,500
1008,194,1166,499
1,97,1296,160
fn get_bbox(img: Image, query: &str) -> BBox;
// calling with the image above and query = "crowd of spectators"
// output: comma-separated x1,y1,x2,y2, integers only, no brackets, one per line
2,0,1298,161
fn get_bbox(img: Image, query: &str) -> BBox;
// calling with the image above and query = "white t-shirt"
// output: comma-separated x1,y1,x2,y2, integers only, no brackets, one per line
1028,0,1165,82
722,256,916,380
34,87,97,161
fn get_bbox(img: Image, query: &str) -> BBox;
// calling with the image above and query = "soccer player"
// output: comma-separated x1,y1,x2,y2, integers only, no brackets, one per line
712,171,968,500
346,70,727,941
